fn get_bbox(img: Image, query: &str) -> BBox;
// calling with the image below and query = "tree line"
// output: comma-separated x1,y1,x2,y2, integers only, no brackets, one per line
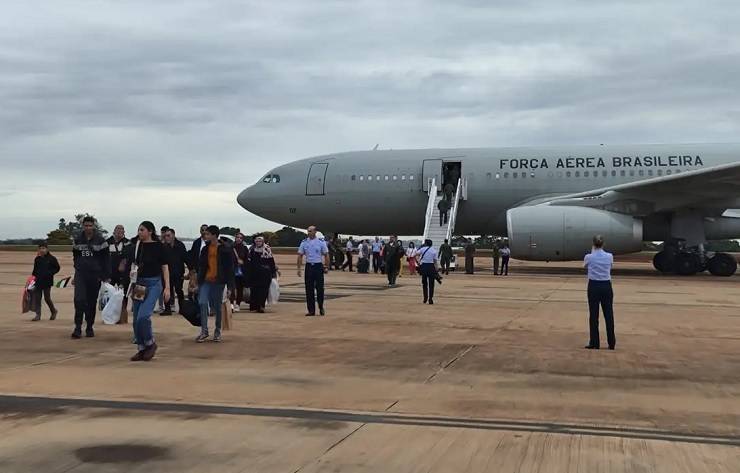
2,213,740,252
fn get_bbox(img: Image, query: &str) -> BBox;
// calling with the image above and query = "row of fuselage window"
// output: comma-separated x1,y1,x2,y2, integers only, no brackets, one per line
350,174,416,182
493,168,687,179
345,168,688,183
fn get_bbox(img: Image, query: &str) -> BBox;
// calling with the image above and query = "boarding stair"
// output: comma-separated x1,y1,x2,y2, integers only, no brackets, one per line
422,177,463,245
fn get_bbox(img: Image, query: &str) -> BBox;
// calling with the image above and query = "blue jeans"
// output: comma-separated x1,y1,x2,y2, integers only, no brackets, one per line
132,277,162,351
199,281,224,335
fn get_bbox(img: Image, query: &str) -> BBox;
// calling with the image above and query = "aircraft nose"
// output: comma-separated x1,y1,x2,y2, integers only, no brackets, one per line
237,186,254,211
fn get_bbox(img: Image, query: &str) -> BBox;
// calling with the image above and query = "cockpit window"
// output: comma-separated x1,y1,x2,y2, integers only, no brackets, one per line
261,174,280,184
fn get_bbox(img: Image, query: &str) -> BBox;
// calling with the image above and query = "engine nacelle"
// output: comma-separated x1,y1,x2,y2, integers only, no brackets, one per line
507,206,643,261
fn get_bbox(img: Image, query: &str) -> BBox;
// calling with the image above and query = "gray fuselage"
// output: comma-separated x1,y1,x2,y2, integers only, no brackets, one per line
237,143,739,237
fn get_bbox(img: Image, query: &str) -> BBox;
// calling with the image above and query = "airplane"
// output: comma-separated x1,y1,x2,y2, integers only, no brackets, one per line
237,143,740,276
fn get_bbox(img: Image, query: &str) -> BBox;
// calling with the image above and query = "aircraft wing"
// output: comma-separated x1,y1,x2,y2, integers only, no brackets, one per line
534,161,740,216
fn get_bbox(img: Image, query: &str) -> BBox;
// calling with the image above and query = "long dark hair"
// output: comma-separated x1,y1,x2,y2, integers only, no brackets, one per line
139,221,160,241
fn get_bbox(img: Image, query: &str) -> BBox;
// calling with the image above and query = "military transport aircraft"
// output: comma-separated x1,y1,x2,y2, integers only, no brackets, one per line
237,143,740,276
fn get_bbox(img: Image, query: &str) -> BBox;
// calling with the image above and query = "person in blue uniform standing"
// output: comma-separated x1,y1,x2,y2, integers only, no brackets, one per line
297,226,330,316
371,237,382,273
583,235,616,350
416,239,440,304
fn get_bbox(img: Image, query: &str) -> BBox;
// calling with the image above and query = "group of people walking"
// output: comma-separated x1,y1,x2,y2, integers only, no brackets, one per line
36,218,279,362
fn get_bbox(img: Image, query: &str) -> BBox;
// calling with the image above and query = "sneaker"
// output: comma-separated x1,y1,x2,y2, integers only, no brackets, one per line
195,333,209,343
141,343,158,361
85,328,95,338
50,310,58,321
233,306,240,313
71,328,82,339
213,333,222,343
32,314,41,322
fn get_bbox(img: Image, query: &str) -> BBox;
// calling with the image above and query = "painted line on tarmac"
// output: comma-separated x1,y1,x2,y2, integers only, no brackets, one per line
0,395,738,447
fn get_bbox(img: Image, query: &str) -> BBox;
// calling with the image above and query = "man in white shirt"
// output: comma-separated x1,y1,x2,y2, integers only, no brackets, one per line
583,235,616,350
417,239,440,304
371,237,382,274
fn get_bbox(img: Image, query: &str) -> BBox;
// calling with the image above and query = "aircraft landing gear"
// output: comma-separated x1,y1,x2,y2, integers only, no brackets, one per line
653,247,737,276
707,253,738,277
674,253,702,276
653,249,702,276
652,250,676,274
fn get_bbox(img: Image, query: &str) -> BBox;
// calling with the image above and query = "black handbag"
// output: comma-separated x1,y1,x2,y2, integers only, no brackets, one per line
179,294,201,327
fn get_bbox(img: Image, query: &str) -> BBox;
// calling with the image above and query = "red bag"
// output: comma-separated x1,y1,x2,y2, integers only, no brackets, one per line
21,276,36,314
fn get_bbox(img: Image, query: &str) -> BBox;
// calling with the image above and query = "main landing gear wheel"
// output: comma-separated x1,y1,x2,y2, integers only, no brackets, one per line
707,253,738,277
674,253,702,276
652,251,675,273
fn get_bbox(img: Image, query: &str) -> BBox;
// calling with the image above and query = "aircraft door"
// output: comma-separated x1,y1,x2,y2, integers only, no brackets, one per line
306,163,329,196
422,159,443,192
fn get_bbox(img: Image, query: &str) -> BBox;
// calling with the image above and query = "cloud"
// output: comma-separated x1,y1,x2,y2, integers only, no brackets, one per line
1,1,740,238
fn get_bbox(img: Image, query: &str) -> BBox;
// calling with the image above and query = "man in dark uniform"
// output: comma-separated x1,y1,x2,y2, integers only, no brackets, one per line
448,165,461,189
107,224,131,322
72,216,110,339
464,239,476,274
326,237,335,270
492,239,500,275
443,182,455,202
439,239,453,275
438,198,450,226
163,228,188,315
384,235,404,287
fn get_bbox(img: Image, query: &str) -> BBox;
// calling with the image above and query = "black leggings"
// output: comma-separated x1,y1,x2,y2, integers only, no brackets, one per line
231,276,246,305
33,287,56,316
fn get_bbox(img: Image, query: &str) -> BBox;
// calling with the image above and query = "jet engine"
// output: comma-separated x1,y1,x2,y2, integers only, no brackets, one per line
506,206,643,261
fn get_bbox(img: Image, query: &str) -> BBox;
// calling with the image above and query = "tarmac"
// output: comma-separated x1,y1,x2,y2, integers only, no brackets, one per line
0,250,739,472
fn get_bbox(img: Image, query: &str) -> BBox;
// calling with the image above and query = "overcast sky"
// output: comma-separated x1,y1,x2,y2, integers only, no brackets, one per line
1,1,739,239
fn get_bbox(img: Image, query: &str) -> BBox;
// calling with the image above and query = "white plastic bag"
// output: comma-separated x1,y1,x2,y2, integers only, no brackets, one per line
98,283,110,311
101,284,124,325
267,278,280,305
